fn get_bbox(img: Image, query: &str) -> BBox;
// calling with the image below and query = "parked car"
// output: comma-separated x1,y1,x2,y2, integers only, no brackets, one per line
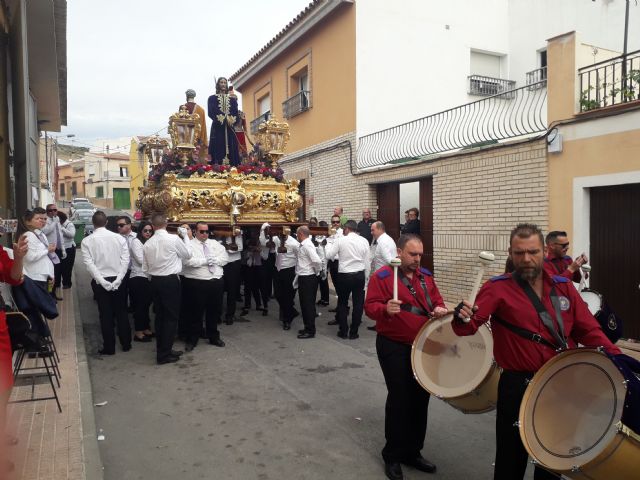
71,209,95,236
70,202,96,215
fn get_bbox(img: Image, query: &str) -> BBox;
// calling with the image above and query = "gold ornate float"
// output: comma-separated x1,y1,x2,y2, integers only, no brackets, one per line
137,110,302,226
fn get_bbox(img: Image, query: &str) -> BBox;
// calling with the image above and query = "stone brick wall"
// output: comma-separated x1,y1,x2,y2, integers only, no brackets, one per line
355,138,549,302
281,131,377,222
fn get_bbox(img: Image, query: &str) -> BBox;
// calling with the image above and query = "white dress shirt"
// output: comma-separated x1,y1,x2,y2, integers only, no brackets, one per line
296,237,322,276
23,230,55,281
274,236,299,271
60,220,76,249
183,237,229,280
324,232,371,277
325,228,343,261
82,227,129,282
42,215,63,249
129,238,148,279
220,233,243,263
371,232,397,274
143,229,192,276
122,231,137,269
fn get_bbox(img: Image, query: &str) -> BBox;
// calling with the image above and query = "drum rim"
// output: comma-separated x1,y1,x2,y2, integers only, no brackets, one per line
411,315,495,399
519,349,626,470
579,289,604,317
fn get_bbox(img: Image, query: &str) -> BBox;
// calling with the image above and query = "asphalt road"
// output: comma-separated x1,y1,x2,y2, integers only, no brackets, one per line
75,259,536,480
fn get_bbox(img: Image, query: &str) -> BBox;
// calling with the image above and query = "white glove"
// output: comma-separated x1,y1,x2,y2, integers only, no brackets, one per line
98,279,112,291
261,222,270,231
111,278,122,291
177,227,188,238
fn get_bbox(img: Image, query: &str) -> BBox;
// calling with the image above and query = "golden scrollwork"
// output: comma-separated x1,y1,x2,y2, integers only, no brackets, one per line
168,106,202,162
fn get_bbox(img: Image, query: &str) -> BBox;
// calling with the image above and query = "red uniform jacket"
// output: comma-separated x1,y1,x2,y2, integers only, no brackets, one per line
453,271,620,372
364,266,445,345
543,255,581,283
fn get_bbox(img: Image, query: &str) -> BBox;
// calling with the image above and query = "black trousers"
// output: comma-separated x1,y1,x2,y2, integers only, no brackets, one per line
495,371,561,480
128,276,152,332
243,265,263,310
262,253,276,299
92,276,131,353
177,275,189,337
275,267,296,323
53,249,63,288
150,275,180,362
336,271,365,335
183,277,223,344
60,246,76,288
298,274,319,334
317,275,329,303
223,260,241,319
377,334,430,463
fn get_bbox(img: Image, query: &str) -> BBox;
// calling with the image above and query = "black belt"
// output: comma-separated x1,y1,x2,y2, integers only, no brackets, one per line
400,303,432,318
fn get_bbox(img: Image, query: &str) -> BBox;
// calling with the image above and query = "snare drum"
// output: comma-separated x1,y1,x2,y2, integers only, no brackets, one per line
411,314,500,413
580,289,623,343
519,349,640,479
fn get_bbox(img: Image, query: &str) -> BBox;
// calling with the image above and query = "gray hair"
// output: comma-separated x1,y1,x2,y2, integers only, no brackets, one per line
373,221,385,232
185,89,196,98
344,220,358,231
297,225,310,238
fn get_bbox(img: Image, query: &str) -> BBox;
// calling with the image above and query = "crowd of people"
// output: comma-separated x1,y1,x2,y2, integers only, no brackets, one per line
0,202,629,480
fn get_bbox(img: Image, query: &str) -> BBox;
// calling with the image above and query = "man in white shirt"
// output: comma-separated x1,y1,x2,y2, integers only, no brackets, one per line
82,211,131,355
220,229,243,325
182,222,228,351
295,226,322,339
259,223,277,309
371,221,398,274
41,204,63,300
324,220,371,339
143,214,193,365
272,231,299,330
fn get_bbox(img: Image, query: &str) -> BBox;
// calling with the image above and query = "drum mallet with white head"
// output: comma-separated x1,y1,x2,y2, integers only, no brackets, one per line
579,264,591,290
390,257,402,301
463,251,495,323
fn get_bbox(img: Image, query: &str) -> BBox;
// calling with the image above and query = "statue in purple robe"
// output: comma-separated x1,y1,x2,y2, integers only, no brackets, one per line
207,77,240,166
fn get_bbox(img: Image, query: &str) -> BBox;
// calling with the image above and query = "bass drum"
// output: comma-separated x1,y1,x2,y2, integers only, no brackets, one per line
411,314,500,413
519,349,640,479
580,289,623,343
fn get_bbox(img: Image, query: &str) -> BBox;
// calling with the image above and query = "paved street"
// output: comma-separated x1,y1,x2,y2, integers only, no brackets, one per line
75,260,535,480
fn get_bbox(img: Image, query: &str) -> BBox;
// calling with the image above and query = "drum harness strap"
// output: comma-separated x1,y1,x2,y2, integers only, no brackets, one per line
492,273,568,351
398,271,433,318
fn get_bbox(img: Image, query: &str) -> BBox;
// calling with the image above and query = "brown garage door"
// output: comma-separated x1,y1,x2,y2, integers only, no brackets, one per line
589,183,640,339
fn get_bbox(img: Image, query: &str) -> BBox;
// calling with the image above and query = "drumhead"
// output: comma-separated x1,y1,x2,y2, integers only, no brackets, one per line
519,349,626,471
411,314,494,399
580,289,602,316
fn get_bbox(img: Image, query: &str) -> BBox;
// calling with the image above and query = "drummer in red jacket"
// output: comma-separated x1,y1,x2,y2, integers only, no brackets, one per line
453,223,620,480
364,233,448,480
542,230,586,282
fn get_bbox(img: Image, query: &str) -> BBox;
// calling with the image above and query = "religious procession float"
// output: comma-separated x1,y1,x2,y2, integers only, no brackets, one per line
136,79,326,244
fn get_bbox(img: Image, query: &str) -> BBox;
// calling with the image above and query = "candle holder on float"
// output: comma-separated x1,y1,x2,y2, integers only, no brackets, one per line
168,106,201,164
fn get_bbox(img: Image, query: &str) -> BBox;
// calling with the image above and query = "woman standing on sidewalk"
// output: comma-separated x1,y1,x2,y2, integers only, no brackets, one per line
129,221,154,342
0,229,28,474
57,211,76,289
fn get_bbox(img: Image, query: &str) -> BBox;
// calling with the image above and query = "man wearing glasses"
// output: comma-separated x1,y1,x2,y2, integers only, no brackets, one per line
41,204,63,300
181,222,228,351
543,231,586,283
117,216,137,310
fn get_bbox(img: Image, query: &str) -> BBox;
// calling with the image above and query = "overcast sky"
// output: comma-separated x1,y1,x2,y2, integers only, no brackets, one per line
60,0,312,153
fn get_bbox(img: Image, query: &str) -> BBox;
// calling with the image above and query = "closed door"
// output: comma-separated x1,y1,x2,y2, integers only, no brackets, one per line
377,183,400,241
589,183,640,339
419,177,434,272
113,188,131,210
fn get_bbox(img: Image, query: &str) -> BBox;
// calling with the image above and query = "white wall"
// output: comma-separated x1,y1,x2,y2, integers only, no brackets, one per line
356,0,640,137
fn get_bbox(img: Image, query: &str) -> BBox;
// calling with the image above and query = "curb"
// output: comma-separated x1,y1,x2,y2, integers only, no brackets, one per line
72,272,104,480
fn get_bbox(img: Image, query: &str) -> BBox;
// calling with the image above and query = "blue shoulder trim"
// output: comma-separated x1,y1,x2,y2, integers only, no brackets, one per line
490,274,509,282
419,267,432,276
552,275,569,283
562,255,572,261
377,269,391,279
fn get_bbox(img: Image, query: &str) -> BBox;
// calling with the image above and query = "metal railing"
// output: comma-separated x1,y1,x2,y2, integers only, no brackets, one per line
579,50,640,112
250,111,271,135
468,75,516,98
526,66,547,90
357,81,547,169
282,90,311,119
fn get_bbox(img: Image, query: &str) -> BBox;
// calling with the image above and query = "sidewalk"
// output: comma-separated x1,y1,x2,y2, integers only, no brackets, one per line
6,286,102,480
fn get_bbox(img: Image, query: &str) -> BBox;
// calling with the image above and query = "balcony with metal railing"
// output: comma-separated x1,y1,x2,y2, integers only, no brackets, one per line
468,75,516,99
578,50,640,112
282,90,311,119
526,66,547,90
250,111,271,135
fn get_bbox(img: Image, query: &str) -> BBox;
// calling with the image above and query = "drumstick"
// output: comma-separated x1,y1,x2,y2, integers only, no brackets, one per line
390,258,402,301
463,251,495,323
579,263,591,290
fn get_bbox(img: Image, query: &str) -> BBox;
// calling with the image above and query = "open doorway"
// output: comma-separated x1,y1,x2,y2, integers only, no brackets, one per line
399,181,419,231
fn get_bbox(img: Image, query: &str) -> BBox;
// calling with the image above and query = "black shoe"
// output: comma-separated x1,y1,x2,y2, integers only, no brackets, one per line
62,285,72,290
328,307,337,313
327,319,339,326
134,335,152,343
209,338,225,347
122,345,132,352
403,455,436,474
144,332,156,338
157,356,179,365
367,325,376,331
337,331,348,339
185,343,195,352
282,322,291,331
240,308,249,316
262,309,268,316
98,349,115,356
349,333,359,340
298,329,308,334
384,462,403,480
297,332,315,339
170,350,184,357
54,294,63,301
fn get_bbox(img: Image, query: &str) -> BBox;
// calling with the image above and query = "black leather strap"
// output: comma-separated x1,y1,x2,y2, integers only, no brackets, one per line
492,316,558,350
399,271,433,313
513,273,567,349
399,303,431,317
